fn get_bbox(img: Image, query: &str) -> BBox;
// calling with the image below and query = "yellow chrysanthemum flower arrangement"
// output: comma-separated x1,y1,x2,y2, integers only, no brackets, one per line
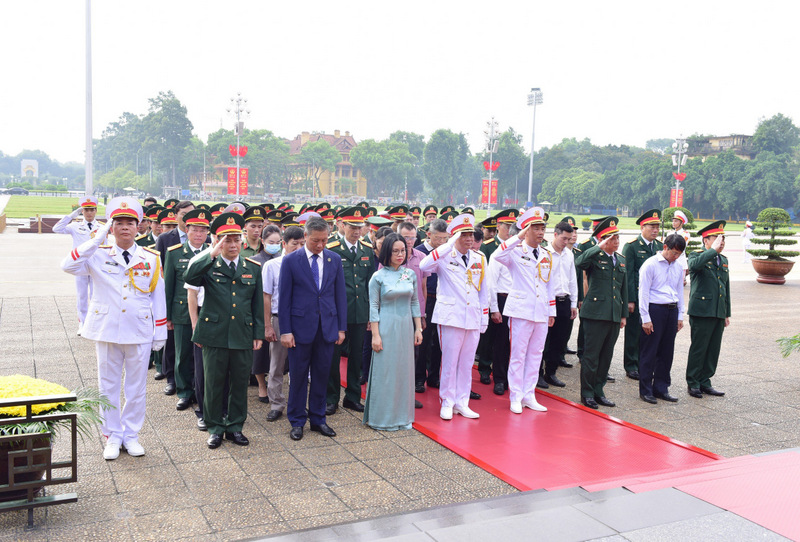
0,375,111,440
0,375,70,417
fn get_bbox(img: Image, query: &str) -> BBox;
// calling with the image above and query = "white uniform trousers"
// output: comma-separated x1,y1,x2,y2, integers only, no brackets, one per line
96,341,150,445
75,274,93,324
438,325,480,409
508,317,549,404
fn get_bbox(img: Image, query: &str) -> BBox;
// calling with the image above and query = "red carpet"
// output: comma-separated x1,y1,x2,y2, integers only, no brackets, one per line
344,358,720,492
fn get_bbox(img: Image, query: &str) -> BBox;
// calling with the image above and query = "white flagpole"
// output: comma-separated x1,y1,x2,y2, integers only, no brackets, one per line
85,0,93,196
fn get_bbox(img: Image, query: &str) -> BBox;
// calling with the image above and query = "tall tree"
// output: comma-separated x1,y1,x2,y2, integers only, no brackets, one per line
423,129,470,203
752,113,800,156
297,140,340,198
388,131,426,197
350,139,416,199
206,128,291,196
141,91,194,188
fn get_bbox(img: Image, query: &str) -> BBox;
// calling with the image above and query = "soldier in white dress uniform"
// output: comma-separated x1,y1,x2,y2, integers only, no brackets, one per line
61,197,167,460
491,207,555,413
419,214,489,420
52,195,104,333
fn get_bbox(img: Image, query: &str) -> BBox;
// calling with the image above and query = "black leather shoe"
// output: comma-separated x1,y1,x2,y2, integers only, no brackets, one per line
544,374,566,388
415,382,425,393
266,410,283,422
595,396,616,407
626,371,640,381
258,395,270,404
479,374,491,385
176,397,193,411
536,376,550,389
606,375,616,383
290,427,303,441
415,400,423,409
493,382,505,395
207,433,222,449
310,423,336,437
559,359,574,368
197,418,207,431
470,391,481,400
164,383,176,395
225,432,249,446
700,386,725,397
342,399,365,412
325,403,338,415
640,394,657,405
654,392,679,402
565,348,577,355
688,387,703,398
582,397,599,409
154,372,166,381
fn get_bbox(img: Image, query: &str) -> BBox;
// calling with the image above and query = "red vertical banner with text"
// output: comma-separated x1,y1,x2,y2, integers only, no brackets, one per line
670,188,684,208
490,179,498,204
481,179,490,204
239,168,249,196
227,167,237,195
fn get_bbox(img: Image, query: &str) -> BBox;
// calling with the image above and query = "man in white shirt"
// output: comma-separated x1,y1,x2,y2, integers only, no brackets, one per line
638,234,687,404
486,227,513,396
53,195,103,333
262,226,306,422
542,220,579,388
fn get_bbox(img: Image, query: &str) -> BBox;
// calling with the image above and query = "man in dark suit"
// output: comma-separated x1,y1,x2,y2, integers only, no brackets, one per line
279,216,347,441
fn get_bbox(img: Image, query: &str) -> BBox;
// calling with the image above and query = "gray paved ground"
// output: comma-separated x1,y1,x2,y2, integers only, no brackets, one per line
1,228,798,540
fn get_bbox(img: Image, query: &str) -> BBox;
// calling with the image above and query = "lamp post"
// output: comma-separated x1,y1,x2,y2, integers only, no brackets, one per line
526,87,543,205
671,137,689,207
484,117,499,210
226,93,250,199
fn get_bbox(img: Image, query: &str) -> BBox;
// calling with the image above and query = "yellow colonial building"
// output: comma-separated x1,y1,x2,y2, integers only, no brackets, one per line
288,130,368,197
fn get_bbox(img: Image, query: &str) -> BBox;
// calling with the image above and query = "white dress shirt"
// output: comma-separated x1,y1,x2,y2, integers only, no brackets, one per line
262,254,284,314
549,244,578,309
638,252,685,323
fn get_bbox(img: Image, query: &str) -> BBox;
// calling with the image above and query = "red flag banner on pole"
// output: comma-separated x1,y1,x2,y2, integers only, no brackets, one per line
238,168,249,195
227,167,237,195
670,188,684,207
490,179,498,204
229,145,237,157
239,146,248,157
481,179,490,204
673,172,687,182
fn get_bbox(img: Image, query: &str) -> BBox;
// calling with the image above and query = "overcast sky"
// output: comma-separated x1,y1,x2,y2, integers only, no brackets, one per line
2,0,799,165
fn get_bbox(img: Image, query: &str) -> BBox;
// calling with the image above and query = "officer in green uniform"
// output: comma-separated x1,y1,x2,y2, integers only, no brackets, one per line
686,221,730,398
280,212,299,228
480,214,497,243
164,198,179,209
439,205,455,217
136,206,162,248
184,212,265,449
461,206,475,215
622,209,664,380
574,217,605,367
240,206,265,258
209,203,227,218
575,217,627,409
325,206,375,413
423,205,438,226
164,209,211,411
387,205,409,232
266,209,286,230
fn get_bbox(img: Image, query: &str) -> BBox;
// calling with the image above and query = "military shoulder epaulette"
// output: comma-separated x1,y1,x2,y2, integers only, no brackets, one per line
471,248,486,257
168,243,183,251
327,241,341,249
361,240,373,248
541,245,551,252
99,244,112,249
245,257,262,266
482,238,495,245
135,233,147,240
142,247,160,255
573,247,582,252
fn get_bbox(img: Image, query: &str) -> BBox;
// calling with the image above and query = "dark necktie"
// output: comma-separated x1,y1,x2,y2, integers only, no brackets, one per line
122,250,130,264
462,254,468,267
194,249,200,256
311,254,320,290
229,261,236,274
87,222,92,230
351,246,357,258
533,248,539,260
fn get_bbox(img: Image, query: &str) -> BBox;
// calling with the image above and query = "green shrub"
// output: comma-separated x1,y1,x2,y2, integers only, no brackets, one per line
747,208,799,260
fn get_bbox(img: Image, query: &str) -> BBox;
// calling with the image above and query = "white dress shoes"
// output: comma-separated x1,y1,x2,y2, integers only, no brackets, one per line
123,439,145,457
453,405,480,419
103,441,120,460
440,406,453,420
510,401,523,414
522,398,548,412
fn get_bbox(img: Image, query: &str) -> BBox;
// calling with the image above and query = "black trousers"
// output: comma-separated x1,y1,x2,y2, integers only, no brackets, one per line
639,303,678,397
163,328,176,385
543,297,572,376
490,294,510,385
417,295,441,386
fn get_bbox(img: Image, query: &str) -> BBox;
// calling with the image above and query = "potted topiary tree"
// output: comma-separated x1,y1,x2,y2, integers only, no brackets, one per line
747,207,799,284
580,218,592,231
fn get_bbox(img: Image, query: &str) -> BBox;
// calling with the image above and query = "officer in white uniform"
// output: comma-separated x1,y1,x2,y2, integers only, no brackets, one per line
491,207,555,413
53,195,104,333
61,197,167,460
419,214,489,420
